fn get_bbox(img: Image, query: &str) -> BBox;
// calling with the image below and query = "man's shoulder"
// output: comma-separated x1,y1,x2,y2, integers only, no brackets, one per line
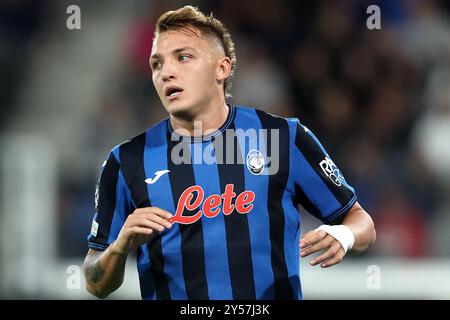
108,118,169,162
234,105,300,129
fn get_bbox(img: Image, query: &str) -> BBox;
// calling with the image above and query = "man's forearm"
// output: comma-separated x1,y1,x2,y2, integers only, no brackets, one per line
83,242,128,298
342,202,376,254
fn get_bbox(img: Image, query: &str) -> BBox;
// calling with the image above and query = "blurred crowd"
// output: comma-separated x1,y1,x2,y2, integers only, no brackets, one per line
2,0,450,259
0,1,45,127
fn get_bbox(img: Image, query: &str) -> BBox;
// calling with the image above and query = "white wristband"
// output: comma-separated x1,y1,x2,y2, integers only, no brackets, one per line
316,225,355,254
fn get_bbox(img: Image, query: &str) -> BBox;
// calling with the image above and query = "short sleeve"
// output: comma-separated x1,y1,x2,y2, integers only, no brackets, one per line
291,119,357,224
87,151,133,251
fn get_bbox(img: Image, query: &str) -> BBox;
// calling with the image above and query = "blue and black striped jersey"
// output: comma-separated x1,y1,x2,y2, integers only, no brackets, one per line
87,105,357,300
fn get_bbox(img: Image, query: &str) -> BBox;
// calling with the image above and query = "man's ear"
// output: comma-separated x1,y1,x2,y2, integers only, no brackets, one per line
216,56,231,81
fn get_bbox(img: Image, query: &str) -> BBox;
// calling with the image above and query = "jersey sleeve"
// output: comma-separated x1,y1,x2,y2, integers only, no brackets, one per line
291,119,357,224
87,150,133,251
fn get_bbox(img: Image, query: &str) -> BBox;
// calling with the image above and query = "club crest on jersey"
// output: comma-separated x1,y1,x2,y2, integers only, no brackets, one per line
246,149,265,175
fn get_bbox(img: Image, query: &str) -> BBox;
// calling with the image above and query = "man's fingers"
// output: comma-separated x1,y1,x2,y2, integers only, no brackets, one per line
133,207,173,228
130,217,169,232
145,214,172,229
320,250,345,268
310,241,342,266
135,207,173,220
149,207,173,219
300,234,334,257
299,230,317,247
300,230,327,249
128,226,154,235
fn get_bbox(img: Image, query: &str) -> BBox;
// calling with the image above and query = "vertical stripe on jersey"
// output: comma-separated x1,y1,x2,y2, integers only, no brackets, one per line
191,141,233,299
90,152,119,247
215,123,256,300
294,183,322,219
282,120,302,299
293,124,354,222
137,245,155,299
167,135,209,300
256,110,294,299
144,123,187,299
233,108,274,299
107,170,131,244
120,133,170,300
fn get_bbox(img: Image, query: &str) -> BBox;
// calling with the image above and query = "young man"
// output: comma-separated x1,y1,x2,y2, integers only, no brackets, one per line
83,6,376,300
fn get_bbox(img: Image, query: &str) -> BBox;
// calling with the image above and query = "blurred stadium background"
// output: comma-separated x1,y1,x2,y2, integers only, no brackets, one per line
1,0,450,299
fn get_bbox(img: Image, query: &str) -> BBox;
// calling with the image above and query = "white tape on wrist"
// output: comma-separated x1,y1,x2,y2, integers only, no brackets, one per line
316,225,355,254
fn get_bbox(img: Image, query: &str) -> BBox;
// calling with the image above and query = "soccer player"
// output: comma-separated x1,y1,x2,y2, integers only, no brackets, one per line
83,6,376,300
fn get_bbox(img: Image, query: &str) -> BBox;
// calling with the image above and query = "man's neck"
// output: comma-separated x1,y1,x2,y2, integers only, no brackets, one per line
170,102,230,137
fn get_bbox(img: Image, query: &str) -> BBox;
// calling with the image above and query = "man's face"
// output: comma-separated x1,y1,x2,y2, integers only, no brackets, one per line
150,28,224,117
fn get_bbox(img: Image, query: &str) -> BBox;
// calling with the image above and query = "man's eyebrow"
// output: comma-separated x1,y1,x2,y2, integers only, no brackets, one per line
173,47,198,54
150,52,161,61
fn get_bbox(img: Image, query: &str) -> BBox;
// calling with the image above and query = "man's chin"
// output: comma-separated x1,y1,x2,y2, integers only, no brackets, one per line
165,103,195,119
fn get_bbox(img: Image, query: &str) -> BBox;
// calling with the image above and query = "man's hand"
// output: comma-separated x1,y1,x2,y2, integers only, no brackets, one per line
84,206,174,298
299,229,345,268
111,207,173,255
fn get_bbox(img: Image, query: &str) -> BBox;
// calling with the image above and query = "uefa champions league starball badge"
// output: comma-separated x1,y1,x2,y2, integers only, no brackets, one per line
246,149,265,175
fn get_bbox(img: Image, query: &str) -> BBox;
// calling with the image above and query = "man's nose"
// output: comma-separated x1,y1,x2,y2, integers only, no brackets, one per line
161,62,176,82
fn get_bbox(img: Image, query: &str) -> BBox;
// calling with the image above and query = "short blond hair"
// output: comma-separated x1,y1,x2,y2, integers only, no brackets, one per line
154,6,236,99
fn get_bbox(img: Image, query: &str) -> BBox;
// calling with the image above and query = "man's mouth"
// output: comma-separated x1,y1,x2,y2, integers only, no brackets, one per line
165,86,184,99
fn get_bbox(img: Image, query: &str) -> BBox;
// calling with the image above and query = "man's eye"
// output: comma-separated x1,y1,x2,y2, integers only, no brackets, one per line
179,55,191,62
152,62,162,70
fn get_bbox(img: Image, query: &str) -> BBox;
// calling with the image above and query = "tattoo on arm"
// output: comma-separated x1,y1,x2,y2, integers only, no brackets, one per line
85,256,105,284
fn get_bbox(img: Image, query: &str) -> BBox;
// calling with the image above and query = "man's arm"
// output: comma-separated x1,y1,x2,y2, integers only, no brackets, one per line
300,202,376,268
84,207,173,298
340,202,376,254
83,245,128,299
